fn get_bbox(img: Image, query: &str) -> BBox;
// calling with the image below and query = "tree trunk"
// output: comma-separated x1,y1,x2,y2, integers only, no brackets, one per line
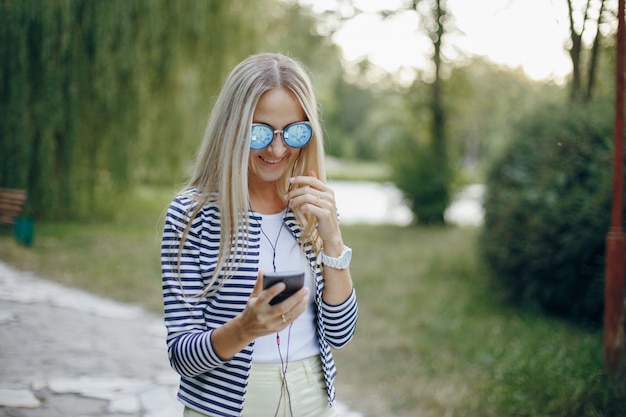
586,0,606,101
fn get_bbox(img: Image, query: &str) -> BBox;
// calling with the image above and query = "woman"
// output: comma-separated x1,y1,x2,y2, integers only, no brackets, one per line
161,53,358,417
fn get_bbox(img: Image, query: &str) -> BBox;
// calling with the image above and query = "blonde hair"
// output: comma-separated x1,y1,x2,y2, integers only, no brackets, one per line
178,53,326,293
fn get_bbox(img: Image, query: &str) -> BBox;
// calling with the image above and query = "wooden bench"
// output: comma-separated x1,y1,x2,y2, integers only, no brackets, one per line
0,188,27,225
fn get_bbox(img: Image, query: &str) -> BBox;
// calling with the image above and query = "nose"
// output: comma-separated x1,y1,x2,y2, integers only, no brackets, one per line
267,130,287,153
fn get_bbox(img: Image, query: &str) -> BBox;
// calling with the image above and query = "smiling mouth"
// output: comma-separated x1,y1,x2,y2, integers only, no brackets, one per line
259,155,285,164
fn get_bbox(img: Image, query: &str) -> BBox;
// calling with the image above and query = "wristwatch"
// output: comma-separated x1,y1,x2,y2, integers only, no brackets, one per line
321,245,352,269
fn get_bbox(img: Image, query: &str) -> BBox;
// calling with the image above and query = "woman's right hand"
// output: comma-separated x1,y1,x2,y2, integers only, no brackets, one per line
239,270,310,338
210,270,310,360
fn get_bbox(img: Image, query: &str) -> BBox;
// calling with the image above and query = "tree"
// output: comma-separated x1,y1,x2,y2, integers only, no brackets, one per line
445,57,566,178
383,0,454,224
566,0,614,101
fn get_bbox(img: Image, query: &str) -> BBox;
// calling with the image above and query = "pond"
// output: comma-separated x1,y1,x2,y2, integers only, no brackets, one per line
330,181,484,227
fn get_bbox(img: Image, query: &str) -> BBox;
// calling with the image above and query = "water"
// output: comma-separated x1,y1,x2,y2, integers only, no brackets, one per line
330,181,413,226
330,181,484,227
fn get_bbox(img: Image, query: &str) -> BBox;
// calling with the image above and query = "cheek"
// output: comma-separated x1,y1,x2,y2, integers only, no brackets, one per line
287,148,300,161
247,153,258,171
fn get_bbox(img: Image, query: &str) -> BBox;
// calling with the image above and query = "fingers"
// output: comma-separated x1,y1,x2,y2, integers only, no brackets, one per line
287,171,323,194
244,285,309,335
287,190,328,211
240,273,288,338
285,173,342,244
275,287,310,329
286,175,334,211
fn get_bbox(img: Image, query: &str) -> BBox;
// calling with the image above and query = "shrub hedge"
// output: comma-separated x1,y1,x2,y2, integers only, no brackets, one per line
480,100,616,322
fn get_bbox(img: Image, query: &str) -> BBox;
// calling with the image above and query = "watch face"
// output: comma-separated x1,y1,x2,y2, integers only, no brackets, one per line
324,246,352,269
342,248,352,266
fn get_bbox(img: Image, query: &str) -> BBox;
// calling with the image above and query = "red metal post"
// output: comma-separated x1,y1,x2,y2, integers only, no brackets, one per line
604,0,626,376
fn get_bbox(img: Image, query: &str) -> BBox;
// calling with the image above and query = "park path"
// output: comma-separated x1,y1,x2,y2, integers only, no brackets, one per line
0,261,361,417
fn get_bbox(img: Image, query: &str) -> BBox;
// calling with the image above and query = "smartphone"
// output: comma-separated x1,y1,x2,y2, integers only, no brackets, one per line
263,271,305,305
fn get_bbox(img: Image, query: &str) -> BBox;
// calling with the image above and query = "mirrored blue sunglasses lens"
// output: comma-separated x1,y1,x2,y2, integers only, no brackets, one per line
250,124,274,150
283,123,313,148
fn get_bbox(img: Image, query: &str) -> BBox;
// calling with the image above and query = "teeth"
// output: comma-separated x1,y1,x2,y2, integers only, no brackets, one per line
261,156,281,164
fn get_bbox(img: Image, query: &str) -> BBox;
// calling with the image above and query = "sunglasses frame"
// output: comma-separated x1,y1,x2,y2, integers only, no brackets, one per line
250,121,313,150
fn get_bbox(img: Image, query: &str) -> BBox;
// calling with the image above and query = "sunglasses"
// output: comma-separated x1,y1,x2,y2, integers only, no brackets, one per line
250,122,313,150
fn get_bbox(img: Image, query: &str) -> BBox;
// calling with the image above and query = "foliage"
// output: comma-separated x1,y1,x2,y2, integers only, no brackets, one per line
0,0,299,220
0,0,393,221
445,57,567,180
390,136,450,224
3,0,620,231
480,98,615,322
386,73,453,224
386,57,567,220
322,77,388,159
557,372,626,417
2,0,139,219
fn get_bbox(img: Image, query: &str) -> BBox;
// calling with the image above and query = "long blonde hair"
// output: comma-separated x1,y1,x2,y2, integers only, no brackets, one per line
177,53,326,292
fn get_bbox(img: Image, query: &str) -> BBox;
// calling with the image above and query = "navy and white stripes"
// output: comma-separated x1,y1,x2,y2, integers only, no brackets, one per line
161,191,358,417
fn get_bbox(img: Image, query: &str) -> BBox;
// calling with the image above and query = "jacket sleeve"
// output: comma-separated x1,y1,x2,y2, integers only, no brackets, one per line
161,197,227,377
320,288,358,349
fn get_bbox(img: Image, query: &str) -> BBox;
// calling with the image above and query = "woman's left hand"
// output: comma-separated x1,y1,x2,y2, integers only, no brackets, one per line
286,171,353,306
284,171,343,251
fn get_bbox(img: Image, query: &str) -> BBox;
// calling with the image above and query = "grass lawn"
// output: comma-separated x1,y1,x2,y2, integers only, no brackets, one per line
0,185,624,416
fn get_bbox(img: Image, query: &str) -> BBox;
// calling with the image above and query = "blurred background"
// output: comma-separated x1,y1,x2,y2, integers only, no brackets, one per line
1,0,624,416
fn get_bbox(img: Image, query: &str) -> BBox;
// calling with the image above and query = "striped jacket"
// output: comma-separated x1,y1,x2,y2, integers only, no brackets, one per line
161,192,359,417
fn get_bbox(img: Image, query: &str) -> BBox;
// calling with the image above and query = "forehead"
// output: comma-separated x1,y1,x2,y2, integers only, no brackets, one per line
253,87,306,126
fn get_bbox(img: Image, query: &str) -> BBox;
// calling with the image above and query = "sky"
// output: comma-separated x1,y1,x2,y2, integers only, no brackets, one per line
301,0,599,82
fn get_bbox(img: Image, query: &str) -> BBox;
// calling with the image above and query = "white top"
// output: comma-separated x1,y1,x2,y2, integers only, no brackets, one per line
252,211,320,363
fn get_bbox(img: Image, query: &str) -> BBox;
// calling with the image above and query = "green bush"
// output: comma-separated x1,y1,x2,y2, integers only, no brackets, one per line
390,138,451,224
480,100,615,322
561,372,626,417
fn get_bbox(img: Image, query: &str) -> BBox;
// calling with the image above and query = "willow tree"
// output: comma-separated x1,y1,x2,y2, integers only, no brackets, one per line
0,0,273,220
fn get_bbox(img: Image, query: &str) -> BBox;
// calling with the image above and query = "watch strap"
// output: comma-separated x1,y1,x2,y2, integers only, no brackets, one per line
321,245,352,269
